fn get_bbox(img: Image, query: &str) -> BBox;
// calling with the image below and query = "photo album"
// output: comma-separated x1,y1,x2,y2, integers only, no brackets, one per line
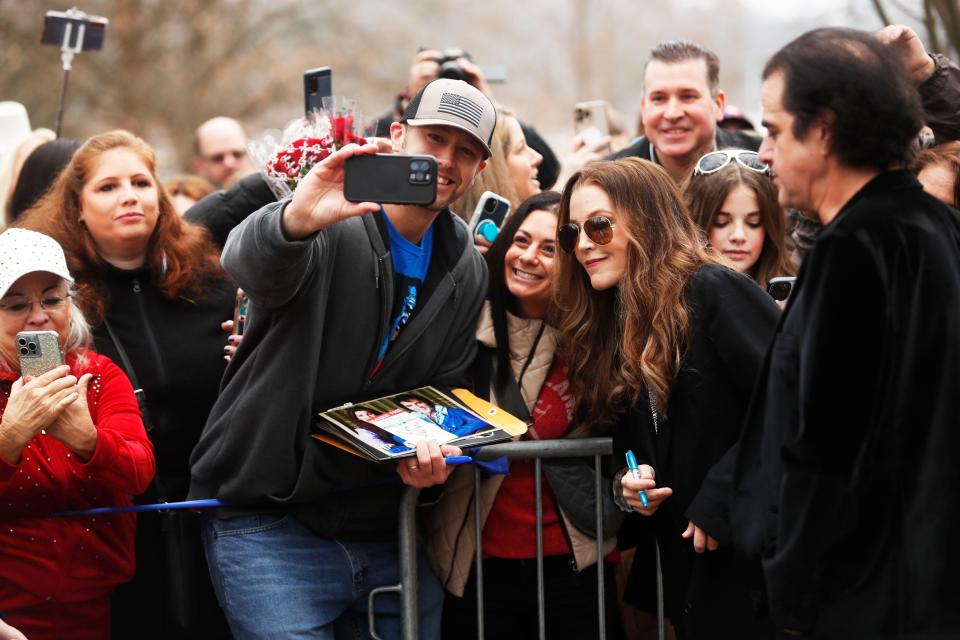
314,386,526,462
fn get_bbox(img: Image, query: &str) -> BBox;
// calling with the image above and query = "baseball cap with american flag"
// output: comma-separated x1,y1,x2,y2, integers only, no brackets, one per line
399,78,496,159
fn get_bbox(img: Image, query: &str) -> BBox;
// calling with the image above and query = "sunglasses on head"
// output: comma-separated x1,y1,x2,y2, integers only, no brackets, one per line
557,215,615,253
694,150,770,176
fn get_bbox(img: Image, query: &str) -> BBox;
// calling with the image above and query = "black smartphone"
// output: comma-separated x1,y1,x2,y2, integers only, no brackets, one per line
468,191,511,242
767,276,797,302
344,154,438,206
42,10,108,51
304,67,332,117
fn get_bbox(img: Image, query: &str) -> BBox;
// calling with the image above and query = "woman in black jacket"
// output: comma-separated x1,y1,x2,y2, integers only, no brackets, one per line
554,157,779,639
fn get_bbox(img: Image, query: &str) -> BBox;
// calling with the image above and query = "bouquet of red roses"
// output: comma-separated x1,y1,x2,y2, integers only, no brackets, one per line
249,97,379,199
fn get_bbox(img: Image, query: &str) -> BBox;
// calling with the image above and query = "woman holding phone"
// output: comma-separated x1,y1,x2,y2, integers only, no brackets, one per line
0,228,154,640
17,130,235,638
452,109,543,222
554,158,779,638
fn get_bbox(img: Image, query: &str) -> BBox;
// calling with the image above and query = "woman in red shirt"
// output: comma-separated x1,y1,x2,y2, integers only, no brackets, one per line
0,228,155,640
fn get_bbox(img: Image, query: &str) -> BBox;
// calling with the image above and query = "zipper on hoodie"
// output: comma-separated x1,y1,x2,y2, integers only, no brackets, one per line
364,255,392,385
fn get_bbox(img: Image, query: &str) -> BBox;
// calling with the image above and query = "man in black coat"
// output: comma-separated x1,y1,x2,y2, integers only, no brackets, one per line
730,28,960,639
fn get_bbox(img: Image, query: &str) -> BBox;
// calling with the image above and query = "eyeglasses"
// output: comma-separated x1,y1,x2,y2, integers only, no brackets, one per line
204,149,246,165
557,216,615,253
693,150,770,176
0,294,70,318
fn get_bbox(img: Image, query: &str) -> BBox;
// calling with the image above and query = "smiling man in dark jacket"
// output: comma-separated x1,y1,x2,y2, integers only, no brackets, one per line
188,79,493,639
729,28,960,639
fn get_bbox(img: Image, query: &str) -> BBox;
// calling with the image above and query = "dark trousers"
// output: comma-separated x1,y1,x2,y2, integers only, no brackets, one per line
111,510,232,639
442,556,624,640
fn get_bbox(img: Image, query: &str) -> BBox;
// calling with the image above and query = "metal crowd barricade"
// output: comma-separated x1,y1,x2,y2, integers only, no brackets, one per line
369,437,617,640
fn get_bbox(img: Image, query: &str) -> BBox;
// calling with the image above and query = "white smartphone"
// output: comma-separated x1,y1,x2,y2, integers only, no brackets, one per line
468,191,512,243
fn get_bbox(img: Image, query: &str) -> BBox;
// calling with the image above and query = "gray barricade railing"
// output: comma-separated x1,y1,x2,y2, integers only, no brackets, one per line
369,437,614,640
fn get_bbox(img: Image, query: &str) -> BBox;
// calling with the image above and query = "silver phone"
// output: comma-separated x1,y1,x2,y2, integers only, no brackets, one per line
16,331,65,377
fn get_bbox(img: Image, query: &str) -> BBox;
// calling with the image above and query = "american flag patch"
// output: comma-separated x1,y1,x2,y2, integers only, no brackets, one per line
437,93,483,126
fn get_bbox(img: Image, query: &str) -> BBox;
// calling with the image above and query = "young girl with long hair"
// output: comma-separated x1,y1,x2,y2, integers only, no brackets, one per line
554,157,779,639
685,149,796,289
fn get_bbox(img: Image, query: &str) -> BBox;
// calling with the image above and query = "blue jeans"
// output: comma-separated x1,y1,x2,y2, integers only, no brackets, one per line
201,513,443,639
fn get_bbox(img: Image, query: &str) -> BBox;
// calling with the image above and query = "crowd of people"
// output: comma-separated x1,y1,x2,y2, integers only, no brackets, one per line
1,21,959,640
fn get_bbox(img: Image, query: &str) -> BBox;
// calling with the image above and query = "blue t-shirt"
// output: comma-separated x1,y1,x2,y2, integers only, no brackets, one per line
372,207,433,376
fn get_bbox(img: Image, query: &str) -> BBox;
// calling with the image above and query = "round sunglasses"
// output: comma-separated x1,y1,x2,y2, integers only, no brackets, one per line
694,149,770,176
557,215,615,253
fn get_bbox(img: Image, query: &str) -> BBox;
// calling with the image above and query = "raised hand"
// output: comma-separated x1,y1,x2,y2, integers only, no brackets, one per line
876,25,936,86
281,143,382,240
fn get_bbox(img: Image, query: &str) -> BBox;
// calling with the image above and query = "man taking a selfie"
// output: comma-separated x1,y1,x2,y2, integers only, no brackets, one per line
189,78,493,639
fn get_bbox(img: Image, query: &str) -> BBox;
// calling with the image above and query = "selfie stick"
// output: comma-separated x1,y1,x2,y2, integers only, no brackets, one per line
53,7,89,138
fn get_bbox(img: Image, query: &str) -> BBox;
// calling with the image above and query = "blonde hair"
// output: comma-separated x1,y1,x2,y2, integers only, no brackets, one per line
450,110,522,221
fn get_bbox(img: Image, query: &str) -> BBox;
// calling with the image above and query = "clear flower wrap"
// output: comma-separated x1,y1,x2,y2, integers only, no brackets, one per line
248,98,379,200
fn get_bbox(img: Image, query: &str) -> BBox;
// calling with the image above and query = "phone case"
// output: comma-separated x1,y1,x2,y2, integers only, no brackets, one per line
344,154,438,206
573,100,610,137
17,331,64,377
468,191,512,241
303,67,332,117
233,289,249,336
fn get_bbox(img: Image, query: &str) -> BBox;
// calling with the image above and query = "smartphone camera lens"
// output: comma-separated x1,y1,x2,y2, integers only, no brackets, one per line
483,198,498,213
17,337,26,346
19,347,28,356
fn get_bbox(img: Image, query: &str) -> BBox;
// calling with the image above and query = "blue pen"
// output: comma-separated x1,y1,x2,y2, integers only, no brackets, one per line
625,450,649,509
444,455,473,465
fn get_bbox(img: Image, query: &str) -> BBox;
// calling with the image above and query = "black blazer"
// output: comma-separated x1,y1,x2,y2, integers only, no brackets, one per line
614,264,779,631
731,171,960,637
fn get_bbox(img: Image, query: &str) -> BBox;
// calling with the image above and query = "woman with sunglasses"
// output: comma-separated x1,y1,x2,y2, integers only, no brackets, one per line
686,149,796,290
428,191,625,639
555,157,779,638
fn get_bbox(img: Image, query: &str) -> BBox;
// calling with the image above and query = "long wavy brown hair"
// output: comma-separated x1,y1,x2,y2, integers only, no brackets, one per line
685,161,796,289
554,158,718,426
16,130,224,326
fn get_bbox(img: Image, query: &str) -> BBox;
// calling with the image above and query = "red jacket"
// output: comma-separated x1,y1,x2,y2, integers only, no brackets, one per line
0,350,155,612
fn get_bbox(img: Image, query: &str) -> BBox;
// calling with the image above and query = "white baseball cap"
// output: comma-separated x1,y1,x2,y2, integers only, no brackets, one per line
0,101,31,155
0,229,74,299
